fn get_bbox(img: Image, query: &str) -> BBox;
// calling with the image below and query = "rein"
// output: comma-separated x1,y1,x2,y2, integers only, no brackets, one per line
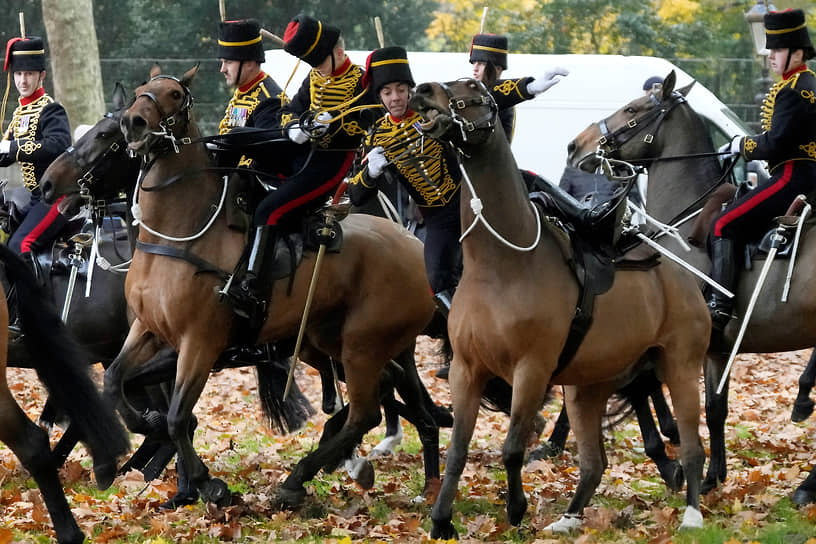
437,81,542,251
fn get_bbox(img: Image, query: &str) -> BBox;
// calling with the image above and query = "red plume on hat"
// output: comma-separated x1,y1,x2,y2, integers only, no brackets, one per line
4,38,23,72
361,50,375,90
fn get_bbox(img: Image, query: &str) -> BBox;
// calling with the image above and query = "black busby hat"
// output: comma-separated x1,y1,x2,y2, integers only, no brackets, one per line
4,37,46,73
282,14,341,68
469,34,508,70
363,46,414,95
217,19,265,63
764,9,814,59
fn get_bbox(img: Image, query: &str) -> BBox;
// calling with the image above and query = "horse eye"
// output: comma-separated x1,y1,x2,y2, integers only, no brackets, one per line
625,107,636,114
172,90,182,100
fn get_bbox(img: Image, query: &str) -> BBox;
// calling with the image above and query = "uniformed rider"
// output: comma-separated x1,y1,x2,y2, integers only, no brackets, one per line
349,46,603,315
227,14,376,324
0,36,71,256
708,8,816,332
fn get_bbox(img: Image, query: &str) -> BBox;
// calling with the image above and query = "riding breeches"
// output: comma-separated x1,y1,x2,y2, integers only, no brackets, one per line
421,192,462,294
254,150,355,226
9,197,68,254
712,161,816,243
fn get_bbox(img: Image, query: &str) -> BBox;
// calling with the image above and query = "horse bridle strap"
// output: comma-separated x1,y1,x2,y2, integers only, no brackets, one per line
134,75,195,153
439,80,498,142
598,92,686,154
135,240,230,281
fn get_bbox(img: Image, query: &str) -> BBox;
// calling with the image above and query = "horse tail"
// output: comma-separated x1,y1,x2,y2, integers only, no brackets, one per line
602,365,663,430
255,356,314,434
0,244,130,465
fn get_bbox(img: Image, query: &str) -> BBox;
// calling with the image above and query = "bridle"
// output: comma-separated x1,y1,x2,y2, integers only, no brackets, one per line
63,112,128,202
595,91,687,159
131,75,195,154
437,79,499,145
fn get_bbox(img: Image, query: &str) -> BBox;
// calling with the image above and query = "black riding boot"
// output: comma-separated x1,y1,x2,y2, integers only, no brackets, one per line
538,182,613,233
707,237,737,331
230,225,276,329
433,288,455,319
8,252,40,341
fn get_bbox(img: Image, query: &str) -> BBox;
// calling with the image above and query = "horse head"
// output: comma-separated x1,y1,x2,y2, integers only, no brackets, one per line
568,71,696,172
41,81,135,212
120,64,198,157
410,78,499,148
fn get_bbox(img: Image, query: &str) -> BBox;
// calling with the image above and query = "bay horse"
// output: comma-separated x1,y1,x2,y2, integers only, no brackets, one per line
568,71,816,504
45,65,442,508
0,242,129,544
37,86,316,507
410,79,710,537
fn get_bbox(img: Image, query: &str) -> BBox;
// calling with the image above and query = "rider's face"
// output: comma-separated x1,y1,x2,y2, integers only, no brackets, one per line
13,71,43,98
768,48,804,76
379,82,411,118
472,61,487,82
220,59,241,87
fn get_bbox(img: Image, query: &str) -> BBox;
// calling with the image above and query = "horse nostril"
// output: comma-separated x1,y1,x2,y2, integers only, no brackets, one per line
567,140,576,154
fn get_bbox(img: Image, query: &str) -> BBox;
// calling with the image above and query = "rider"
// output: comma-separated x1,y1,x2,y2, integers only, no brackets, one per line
227,14,376,325
348,46,603,316
0,36,71,257
707,8,816,332
469,33,568,144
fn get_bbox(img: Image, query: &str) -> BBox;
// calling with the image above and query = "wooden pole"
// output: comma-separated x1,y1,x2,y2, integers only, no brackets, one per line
260,29,285,47
219,0,226,22
19,12,26,39
374,16,385,48
480,6,488,34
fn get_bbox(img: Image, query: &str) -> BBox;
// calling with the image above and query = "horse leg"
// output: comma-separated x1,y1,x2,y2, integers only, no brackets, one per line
370,392,404,456
792,464,816,505
277,352,384,509
792,348,816,422
702,353,728,493
651,386,680,444
431,357,490,540
529,397,570,462
632,389,684,492
166,343,229,507
545,383,611,533
319,363,342,415
661,350,705,529
0,394,84,544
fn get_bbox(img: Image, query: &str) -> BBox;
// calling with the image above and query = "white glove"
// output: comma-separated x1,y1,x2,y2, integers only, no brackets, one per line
527,67,569,95
313,111,332,135
718,136,741,157
288,124,310,144
0,140,9,154
365,146,387,178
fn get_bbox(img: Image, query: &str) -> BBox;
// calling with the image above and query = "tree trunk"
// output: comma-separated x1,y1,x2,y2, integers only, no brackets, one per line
41,0,104,136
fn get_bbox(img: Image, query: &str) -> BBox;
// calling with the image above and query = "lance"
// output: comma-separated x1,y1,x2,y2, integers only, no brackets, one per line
716,195,808,395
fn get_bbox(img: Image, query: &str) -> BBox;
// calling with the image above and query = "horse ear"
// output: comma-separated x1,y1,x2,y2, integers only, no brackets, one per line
661,71,676,100
677,80,696,97
149,63,162,79
181,63,200,88
112,82,127,111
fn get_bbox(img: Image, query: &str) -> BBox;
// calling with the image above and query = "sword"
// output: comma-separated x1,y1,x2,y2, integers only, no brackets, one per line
716,195,808,395
60,232,93,322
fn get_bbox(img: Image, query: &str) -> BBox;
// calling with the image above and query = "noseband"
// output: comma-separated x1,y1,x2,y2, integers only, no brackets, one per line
131,75,194,154
438,80,498,144
596,91,686,157
64,112,126,198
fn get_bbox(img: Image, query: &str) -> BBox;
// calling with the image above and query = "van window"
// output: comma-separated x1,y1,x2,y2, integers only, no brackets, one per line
702,116,749,185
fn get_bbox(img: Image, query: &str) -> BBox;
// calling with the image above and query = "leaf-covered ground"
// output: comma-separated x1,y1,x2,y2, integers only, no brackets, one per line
2,340,816,543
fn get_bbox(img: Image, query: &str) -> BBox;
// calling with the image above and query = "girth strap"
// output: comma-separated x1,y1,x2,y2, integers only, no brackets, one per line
135,240,230,281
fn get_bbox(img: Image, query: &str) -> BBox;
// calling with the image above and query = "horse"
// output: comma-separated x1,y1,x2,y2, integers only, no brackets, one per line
43,65,444,508
0,242,129,544
567,70,816,504
409,78,710,538
37,85,316,507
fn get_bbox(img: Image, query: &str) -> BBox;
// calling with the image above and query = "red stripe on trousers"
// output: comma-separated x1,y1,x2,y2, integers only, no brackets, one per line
714,162,794,237
266,152,355,226
21,196,65,253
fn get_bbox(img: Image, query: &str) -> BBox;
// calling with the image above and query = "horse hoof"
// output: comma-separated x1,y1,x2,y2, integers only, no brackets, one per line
159,491,199,510
527,441,562,462
791,398,814,423
200,478,231,507
544,514,582,533
276,486,307,510
430,520,458,540
700,473,723,495
93,460,117,490
792,486,816,506
350,458,375,490
659,462,685,492
431,403,454,428
678,506,703,530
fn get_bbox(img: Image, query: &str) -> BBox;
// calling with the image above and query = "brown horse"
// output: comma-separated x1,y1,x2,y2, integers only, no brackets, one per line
568,71,816,504
49,65,439,508
0,243,129,543
410,79,710,537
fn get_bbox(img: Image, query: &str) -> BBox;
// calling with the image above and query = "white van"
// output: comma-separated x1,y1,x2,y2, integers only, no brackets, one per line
263,51,756,183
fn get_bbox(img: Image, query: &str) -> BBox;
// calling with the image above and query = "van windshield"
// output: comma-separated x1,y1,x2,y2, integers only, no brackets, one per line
720,107,752,134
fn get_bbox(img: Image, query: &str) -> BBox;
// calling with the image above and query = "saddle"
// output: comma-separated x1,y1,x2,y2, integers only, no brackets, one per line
533,197,660,378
